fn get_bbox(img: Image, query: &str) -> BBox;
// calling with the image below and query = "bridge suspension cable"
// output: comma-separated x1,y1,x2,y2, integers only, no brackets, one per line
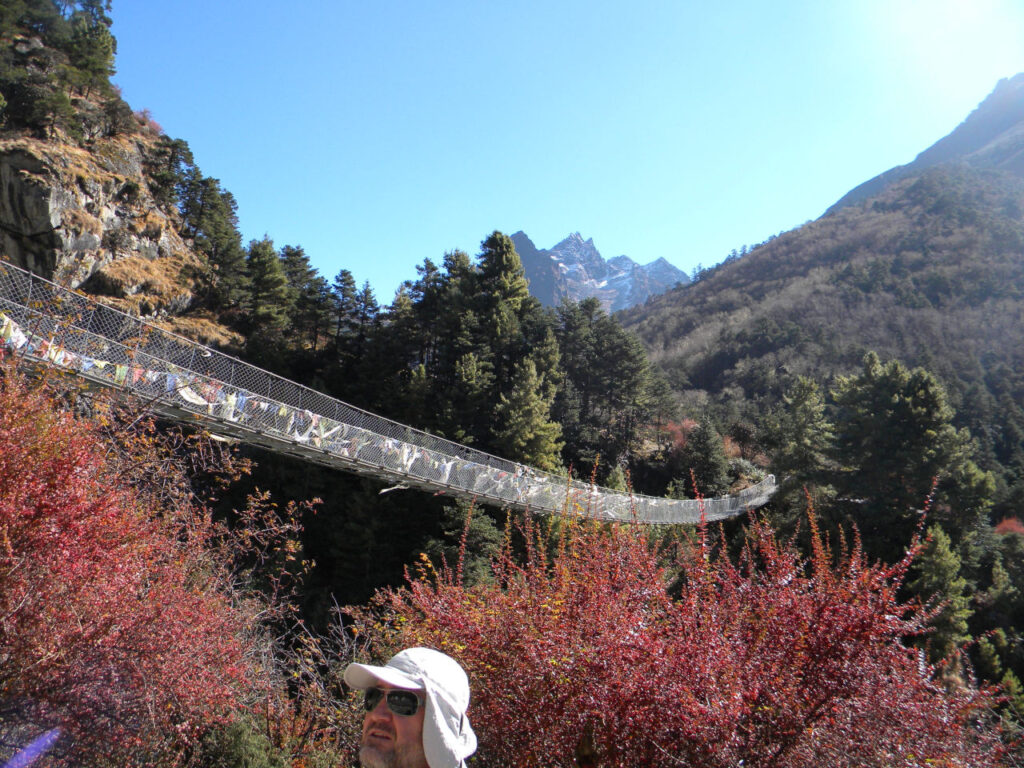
0,259,774,523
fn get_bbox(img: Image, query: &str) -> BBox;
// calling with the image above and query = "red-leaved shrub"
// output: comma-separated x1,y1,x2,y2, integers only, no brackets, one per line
995,517,1024,537
0,366,256,764
355,509,1004,767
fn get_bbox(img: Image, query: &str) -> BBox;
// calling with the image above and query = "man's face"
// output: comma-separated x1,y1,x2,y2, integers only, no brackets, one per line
359,686,429,768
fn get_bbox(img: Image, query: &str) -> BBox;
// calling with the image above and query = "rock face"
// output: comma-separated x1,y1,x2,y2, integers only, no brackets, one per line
511,231,689,312
829,73,1024,212
0,134,202,316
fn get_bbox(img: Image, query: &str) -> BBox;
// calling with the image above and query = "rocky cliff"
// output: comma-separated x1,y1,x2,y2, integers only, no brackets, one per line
0,132,207,319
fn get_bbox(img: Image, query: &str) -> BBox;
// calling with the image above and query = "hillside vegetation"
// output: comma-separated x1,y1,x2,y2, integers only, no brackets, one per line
619,162,1024,721
622,166,1024,498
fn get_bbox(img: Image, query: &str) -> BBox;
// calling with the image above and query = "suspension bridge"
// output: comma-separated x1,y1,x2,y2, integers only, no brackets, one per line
0,259,774,523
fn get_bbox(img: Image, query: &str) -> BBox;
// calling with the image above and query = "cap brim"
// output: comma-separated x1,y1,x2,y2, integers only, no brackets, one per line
344,661,422,691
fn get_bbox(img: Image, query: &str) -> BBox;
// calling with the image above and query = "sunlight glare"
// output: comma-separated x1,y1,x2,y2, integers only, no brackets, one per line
879,0,1024,91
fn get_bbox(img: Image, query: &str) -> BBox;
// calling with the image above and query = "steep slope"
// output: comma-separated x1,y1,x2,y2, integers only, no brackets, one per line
619,72,1024,497
1,133,201,311
830,73,1024,212
0,6,239,345
619,165,1024,482
511,230,561,306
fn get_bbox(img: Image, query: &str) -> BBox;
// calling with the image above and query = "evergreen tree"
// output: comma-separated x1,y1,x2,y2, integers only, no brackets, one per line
66,0,114,95
1000,670,1024,722
301,275,332,352
406,258,446,367
493,358,563,471
352,282,379,356
278,244,310,312
147,136,193,208
421,501,503,587
906,525,972,661
0,1,65,40
178,169,247,306
988,533,1024,634
532,327,562,403
975,634,1003,680
0,2,101,133
330,273,379,371
595,314,656,461
371,233,560,457
554,298,665,478
362,284,418,414
278,245,331,349
474,231,535,393
330,268,359,345
604,464,628,491
244,237,290,330
973,553,1023,668
764,377,834,483
830,352,994,559
672,415,730,497
759,377,837,531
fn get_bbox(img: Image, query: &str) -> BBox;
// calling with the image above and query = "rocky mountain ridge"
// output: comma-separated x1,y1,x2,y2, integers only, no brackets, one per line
511,230,689,311
830,73,1024,212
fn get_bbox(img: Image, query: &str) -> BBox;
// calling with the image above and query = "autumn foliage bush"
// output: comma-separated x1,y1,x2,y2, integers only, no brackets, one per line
0,365,266,764
355,507,1005,767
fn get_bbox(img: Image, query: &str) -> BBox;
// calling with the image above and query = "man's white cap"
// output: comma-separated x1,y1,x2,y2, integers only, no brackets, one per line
345,647,477,768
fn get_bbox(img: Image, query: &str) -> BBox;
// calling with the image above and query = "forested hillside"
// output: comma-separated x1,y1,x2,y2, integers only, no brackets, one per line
619,139,1024,716
621,166,1024,506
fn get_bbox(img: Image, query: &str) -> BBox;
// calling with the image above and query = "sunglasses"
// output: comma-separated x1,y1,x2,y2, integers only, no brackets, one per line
364,687,425,717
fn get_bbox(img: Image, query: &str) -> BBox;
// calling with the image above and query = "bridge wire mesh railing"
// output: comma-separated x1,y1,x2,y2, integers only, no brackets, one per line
0,260,775,523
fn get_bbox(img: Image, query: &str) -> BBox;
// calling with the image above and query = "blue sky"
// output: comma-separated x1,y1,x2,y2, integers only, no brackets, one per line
111,1,1024,302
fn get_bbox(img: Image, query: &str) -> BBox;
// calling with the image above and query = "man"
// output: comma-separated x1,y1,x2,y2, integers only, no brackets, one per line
344,647,477,768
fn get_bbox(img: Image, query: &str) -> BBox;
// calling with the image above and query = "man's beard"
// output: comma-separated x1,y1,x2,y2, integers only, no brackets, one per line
359,743,392,768
359,741,428,768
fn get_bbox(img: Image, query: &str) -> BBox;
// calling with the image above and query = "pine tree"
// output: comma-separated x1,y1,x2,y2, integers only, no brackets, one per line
178,169,247,306
906,525,972,661
554,298,663,475
147,136,193,208
353,282,379,355
832,352,959,510
66,0,115,96
330,269,358,344
301,275,332,352
605,464,628,491
493,358,563,472
975,635,1003,680
407,258,446,367
672,415,730,497
444,351,494,445
761,376,836,526
244,237,290,330
830,352,994,559
278,245,311,311
764,377,833,482
421,501,503,587
474,231,534,393
278,245,331,349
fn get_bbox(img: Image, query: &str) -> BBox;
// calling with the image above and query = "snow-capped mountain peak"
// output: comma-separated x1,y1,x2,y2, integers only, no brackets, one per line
510,231,689,312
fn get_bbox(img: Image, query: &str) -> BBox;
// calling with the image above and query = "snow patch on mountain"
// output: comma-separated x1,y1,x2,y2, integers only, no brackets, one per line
511,231,689,312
